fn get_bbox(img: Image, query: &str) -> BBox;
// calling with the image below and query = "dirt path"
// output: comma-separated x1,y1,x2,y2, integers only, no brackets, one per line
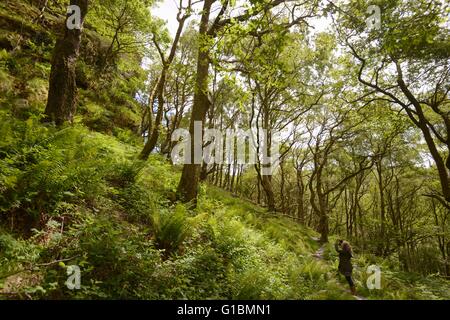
311,238,367,300
312,245,325,259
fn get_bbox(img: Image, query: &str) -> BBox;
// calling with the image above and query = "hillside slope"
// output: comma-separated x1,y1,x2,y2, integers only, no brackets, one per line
0,125,449,299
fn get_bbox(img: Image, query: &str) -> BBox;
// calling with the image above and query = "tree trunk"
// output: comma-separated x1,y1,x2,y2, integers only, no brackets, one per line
396,69,450,202
140,11,189,160
177,0,214,204
43,0,89,125
311,161,329,243
296,167,305,224
139,70,166,159
317,189,329,243
345,187,350,238
261,174,276,212
280,157,287,213
257,176,261,204
200,162,209,182
376,160,386,255
230,163,236,192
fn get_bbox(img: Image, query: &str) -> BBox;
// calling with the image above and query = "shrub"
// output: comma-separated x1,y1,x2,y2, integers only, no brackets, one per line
0,121,140,231
151,204,191,255
36,212,163,299
116,183,157,226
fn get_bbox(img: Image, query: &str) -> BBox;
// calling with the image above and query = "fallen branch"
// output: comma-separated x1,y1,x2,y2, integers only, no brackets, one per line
0,256,80,280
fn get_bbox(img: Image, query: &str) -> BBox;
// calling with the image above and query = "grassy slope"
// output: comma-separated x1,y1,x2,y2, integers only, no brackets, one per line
201,187,450,300
1,0,449,300
1,120,449,299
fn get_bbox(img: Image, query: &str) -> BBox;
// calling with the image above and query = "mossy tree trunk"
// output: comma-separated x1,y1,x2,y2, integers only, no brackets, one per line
43,0,88,125
139,7,191,160
176,0,215,204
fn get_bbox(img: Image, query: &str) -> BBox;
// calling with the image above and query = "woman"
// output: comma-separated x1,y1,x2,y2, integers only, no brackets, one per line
335,239,356,295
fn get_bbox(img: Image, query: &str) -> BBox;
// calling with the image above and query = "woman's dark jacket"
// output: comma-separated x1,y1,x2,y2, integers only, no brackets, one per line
335,243,353,276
